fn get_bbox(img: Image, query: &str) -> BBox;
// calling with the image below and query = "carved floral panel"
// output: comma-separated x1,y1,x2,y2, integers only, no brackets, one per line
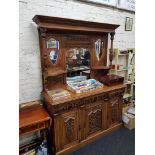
110,97,119,124
64,117,75,143
87,107,102,135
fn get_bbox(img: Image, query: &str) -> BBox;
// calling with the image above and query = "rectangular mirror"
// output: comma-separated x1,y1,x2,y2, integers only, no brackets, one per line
66,48,91,82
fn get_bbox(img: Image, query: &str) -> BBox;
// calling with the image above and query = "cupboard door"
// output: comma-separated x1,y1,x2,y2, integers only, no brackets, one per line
85,102,106,138
54,110,79,150
108,95,122,127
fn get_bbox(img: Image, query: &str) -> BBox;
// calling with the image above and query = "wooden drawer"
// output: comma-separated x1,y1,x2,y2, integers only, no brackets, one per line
20,122,46,135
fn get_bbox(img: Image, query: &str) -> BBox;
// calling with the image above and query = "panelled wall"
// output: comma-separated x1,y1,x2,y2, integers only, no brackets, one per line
19,0,135,103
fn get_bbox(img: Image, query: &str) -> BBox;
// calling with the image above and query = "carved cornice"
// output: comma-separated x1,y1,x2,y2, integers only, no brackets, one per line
33,15,120,33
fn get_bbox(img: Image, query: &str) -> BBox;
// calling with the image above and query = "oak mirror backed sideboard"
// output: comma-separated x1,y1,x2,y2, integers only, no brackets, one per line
33,15,125,155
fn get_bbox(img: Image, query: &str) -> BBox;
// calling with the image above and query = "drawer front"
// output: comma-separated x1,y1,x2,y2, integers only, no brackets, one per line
20,122,46,135
52,93,108,114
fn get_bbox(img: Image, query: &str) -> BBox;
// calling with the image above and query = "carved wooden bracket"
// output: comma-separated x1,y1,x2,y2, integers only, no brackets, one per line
39,28,47,39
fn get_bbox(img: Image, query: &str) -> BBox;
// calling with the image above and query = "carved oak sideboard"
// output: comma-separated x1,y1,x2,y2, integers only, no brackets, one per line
32,15,125,155
44,85,125,155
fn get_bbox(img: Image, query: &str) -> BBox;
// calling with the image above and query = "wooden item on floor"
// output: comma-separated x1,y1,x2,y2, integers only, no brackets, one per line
33,15,125,155
19,101,51,154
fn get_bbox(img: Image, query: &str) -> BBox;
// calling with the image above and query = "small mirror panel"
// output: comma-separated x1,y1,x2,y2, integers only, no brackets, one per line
47,38,59,64
95,39,103,61
66,48,90,77
49,50,58,64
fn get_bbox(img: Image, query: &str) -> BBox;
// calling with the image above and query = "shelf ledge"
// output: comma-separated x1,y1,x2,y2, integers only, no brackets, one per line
123,93,132,99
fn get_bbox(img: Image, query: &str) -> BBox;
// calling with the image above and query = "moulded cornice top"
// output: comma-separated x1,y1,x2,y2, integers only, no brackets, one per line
32,15,119,33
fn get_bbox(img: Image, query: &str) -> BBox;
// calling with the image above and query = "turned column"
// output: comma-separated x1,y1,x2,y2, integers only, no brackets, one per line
109,32,115,68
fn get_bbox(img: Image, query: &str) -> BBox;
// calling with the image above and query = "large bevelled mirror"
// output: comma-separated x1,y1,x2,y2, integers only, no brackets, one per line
47,38,59,64
66,48,90,78
95,39,103,61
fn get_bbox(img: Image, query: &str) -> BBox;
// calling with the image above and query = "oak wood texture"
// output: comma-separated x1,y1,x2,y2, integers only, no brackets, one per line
32,15,123,155
45,84,125,106
43,84,125,154
19,101,51,154
33,15,119,90
19,101,51,135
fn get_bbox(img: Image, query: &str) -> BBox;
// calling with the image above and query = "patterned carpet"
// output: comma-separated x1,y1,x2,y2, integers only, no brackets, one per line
70,127,135,155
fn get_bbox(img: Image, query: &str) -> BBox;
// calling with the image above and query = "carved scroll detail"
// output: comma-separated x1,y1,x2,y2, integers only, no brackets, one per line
54,94,108,113
87,105,102,134
53,90,124,114
39,28,47,38
111,98,119,124
64,117,75,143
88,109,102,134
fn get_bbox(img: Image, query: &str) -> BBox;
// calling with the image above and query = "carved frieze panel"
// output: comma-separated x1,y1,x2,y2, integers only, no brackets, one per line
52,89,124,114
53,93,108,114
64,35,91,48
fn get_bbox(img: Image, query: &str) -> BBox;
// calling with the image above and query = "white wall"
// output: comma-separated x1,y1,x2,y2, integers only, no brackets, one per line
19,0,135,103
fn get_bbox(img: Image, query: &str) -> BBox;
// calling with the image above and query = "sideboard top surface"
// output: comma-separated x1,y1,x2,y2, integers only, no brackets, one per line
44,84,126,106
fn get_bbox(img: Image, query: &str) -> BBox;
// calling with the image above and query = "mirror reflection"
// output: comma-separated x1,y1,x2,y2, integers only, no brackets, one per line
47,38,59,64
47,38,59,49
95,39,103,61
66,48,90,78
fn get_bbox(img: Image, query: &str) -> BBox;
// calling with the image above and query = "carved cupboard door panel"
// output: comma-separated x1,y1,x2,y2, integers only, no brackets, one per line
85,102,106,138
107,95,122,127
55,110,79,150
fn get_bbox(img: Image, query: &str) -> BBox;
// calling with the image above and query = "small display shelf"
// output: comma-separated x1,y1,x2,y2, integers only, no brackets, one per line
92,66,110,70
118,53,129,56
111,68,128,72
123,93,132,99
124,80,133,85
